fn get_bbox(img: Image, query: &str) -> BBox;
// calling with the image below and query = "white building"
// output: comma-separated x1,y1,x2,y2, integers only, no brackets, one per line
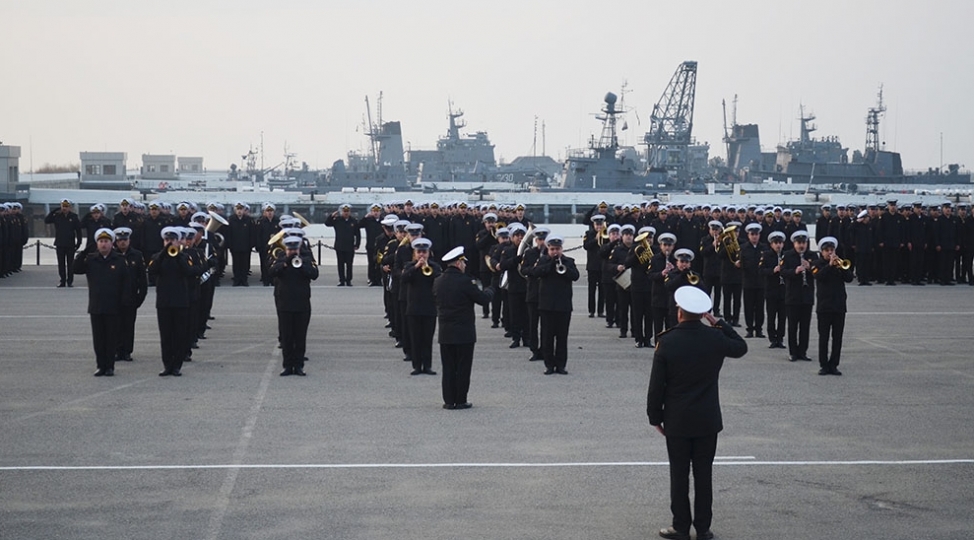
141,154,177,180
0,145,21,194
80,152,127,184
178,156,204,173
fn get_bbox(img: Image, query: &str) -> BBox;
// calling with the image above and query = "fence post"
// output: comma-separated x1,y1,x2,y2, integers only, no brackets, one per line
317,241,322,263
36,240,41,266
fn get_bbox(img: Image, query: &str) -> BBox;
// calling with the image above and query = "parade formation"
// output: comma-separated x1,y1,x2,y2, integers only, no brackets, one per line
22,195,975,388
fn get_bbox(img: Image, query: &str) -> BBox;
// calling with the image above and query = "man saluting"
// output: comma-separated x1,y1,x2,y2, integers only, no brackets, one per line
647,286,747,540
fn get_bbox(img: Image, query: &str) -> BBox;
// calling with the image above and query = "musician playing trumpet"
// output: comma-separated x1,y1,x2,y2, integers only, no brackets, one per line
582,215,608,319
649,233,678,336
270,235,318,376
529,235,580,375
664,248,705,328
401,237,441,376
811,236,854,376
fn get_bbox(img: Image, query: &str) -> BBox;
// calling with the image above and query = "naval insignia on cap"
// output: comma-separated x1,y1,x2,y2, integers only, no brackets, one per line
95,228,115,242
442,246,465,263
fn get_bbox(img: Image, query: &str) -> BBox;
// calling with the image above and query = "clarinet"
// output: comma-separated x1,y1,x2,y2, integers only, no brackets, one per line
800,254,809,287
777,251,785,285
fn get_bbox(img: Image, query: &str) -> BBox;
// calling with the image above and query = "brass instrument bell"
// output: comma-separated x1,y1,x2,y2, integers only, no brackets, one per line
719,225,741,263
291,256,303,268
421,263,433,277
167,245,181,257
687,271,700,285
633,231,654,265
292,211,311,228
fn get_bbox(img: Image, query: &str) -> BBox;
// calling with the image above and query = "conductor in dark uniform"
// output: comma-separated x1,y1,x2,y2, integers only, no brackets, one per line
45,198,83,287
530,235,580,374
325,203,361,286
433,247,494,410
113,227,147,362
72,228,130,376
270,234,319,376
647,286,747,540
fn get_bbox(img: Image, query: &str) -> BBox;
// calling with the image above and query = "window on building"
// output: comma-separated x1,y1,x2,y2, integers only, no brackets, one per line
160,164,169,173
148,165,156,172
192,164,200,171
103,165,116,175
85,164,101,175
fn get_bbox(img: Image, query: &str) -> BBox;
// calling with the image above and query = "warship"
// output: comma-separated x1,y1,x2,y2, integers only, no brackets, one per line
722,87,972,188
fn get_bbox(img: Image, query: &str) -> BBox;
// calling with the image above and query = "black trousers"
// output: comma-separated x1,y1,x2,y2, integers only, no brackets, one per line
440,342,475,406
507,292,527,341
960,251,974,284
200,281,215,334
722,283,741,323
615,284,630,335
630,290,653,343
258,249,271,285
817,311,846,371
587,270,603,315
56,246,75,285
539,310,571,370
157,307,189,372
409,315,436,371
651,306,669,338
742,287,765,333
666,433,718,536
479,272,493,317
117,306,138,358
278,310,311,369
602,281,618,325
90,314,119,370
882,245,899,283
231,250,250,285
526,300,540,353
492,287,506,326
367,247,380,285
908,246,926,283
336,250,354,284
856,251,873,284
703,276,721,315
939,249,957,283
765,296,786,343
398,299,412,357
786,304,813,358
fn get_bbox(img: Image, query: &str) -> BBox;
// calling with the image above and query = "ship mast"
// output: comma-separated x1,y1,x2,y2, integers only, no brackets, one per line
865,84,886,154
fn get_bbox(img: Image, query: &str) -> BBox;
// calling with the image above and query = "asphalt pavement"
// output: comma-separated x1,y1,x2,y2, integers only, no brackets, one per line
0,265,972,540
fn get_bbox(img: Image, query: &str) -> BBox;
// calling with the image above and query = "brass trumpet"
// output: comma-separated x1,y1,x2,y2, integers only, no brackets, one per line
292,256,303,268
687,270,700,286
421,263,433,277
555,257,567,275
167,244,181,257
832,257,852,270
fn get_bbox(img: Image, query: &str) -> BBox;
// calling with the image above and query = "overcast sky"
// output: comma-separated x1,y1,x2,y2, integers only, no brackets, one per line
3,0,973,174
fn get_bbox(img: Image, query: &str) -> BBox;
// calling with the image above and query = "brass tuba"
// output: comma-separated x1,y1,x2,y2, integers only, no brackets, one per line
719,225,741,263
268,229,287,259
292,211,312,228
633,231,654,266
205,210,229,233
687,270,700,286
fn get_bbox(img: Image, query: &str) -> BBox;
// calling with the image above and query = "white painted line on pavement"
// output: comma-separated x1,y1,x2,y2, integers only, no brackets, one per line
1,459,969,472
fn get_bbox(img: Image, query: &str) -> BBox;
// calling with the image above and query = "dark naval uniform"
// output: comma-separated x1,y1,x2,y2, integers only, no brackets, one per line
115,246,147,362
72,249,129,374
147,249,198,375
530,253,580,373
433,266,493,408
811,257,854,374
325,211,361,286
759,247,787,348
647,318,747,538
45,207,83,286
401,260,442,374
270,252,319,374
739,240,766,336
781,248,817,361
227,213,255,286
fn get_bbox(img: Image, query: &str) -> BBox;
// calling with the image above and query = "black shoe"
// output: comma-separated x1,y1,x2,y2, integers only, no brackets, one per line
208,316,215,320
384,323,393,328
422,369,437,375
605,323,614,329
171,370,181,376
830,368,842,376
197,334,207,340
618,332,627,338
755,332,765,338
658,527,690,540
776,342,787,349
544,368,555,375
159,369,173,377
789,356,797,362
443,403,456,410
503,331,512,338
698,531,714,540
394,341,402,348
597,312,604,317
67,283,73,288
588,313,595,318
481,314,490,319
800,356,813,361
57,282,66,288
94,369,107,377
635,342,645,349
745,331,753,338
491,322,500,328
528,354,541,362
280,367,294,376
347,282,353,287
292,367,306,376
508,340,520,349
103,369,114,376
190,342,199,349
556,368,568,375
731,321,741,327
410,369,422,376
455,402,472,409
337,282,345,287
403,357,412,362
818,368,830,375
